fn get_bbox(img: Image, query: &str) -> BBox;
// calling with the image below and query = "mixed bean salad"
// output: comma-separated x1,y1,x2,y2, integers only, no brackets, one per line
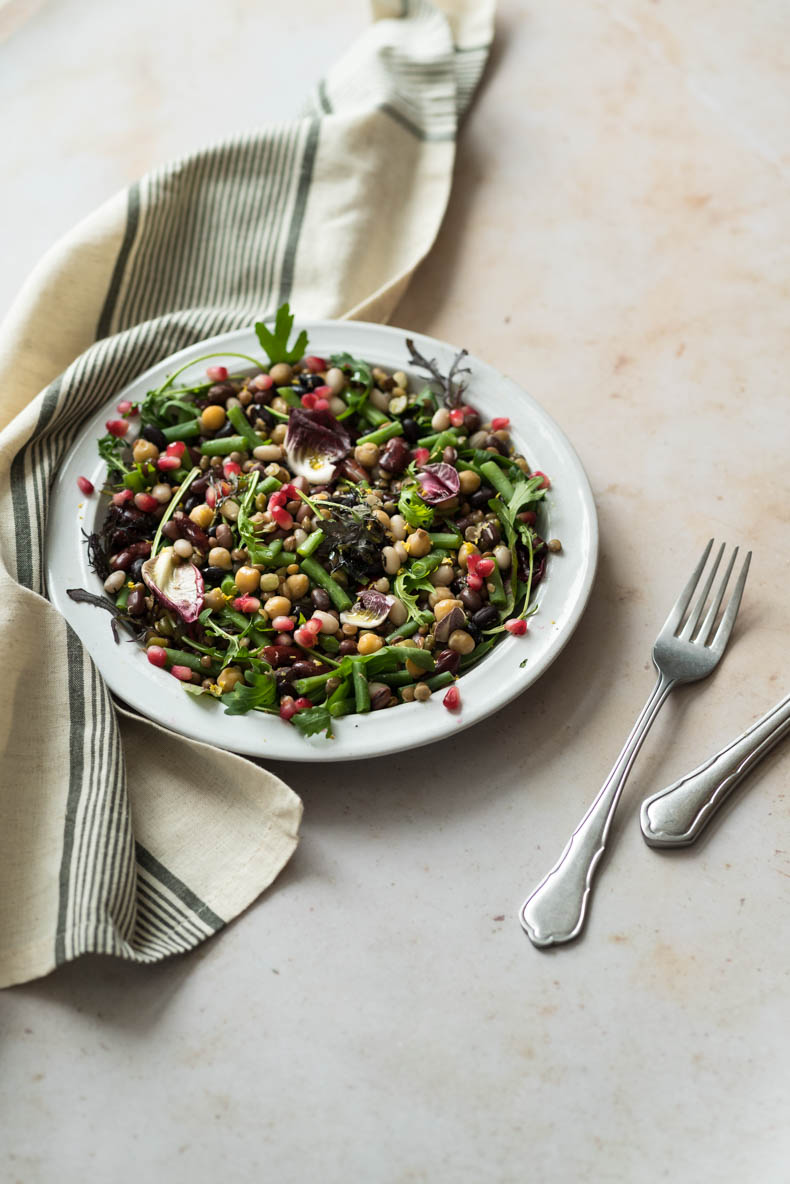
70,305,559,739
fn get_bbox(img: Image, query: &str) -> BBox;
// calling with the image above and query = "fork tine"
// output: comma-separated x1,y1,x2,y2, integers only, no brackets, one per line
661,538,713,635
709,550,751,653
696,546,737,645
679,542,725,640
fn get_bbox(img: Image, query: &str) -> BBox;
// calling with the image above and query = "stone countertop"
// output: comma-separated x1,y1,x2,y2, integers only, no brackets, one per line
2,1,790,1180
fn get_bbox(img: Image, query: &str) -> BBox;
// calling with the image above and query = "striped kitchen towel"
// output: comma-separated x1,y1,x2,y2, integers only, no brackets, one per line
0,0,494,987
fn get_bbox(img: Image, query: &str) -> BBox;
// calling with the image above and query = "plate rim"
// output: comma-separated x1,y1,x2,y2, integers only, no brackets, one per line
45,318,599,762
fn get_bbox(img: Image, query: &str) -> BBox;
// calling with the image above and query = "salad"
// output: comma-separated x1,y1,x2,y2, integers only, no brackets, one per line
69,306,558,740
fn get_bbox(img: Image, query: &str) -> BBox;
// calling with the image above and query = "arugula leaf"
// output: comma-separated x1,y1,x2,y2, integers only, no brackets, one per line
97,431,132,478
221,670,277,716
291,705,334,739
397,486,434,529
393,570,435,626
255,302,309,365
505,473,547,522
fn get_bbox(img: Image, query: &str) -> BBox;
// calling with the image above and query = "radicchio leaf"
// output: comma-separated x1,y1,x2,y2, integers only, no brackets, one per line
285,407,352,484
415,463,460,505
339,589,395,628
142,546,205,622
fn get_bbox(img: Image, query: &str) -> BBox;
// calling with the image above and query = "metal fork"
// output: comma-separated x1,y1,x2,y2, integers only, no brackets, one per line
519,540,751,948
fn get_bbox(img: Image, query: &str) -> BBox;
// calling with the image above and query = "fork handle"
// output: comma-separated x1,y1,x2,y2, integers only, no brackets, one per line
520,673,675,947
640,690,790,847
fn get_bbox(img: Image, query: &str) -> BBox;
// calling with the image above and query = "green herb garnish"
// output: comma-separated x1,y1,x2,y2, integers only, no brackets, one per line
254,302,308,365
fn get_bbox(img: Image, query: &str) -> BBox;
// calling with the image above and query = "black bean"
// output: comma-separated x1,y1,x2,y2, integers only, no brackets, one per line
473,605,499,630
459,587,483,613
202,566,228,585
469,485,495,510
434,648,460,676
142,424,167,450
128,556,146,583
214,420,239,439
311,588,331,611
206,382,235,404
401,417,420,444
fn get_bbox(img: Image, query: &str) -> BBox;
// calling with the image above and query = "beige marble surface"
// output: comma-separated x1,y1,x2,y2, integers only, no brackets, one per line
3,1,790,1181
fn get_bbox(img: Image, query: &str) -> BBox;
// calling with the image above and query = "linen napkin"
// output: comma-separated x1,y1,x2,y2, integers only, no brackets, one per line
0,0,494,988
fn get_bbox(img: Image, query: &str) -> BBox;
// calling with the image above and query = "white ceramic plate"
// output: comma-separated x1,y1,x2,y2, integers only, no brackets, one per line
46,321,598,762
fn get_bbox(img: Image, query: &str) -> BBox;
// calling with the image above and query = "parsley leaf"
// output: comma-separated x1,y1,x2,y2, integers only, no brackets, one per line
397,486,434,529
97,431,132,478
254,302,309,365
221,670,277,716
291,705,334,739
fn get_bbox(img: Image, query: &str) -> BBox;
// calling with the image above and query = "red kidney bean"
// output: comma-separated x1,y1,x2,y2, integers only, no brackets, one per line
162,519,183,540
434,649,460,676
111,541,151,571
127,586,146,615
379,436,410,474
338,639,358,655
459,587,483,613
311,588,331,611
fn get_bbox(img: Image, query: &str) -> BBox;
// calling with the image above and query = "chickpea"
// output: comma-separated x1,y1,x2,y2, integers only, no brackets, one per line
325,367,346,394
414,683,432,702
269,362,293,385
431,407,451,432
406,528,431,558
434,598,463,622
259,572,280,592
200,405,226,433
264,595,292,618
312,610,339,634
357,632,384,656
429,564,455,587
354,442,380,469
382,545,402,576
203,587,226,611
189,504,214,529
235,566,261,594
220,499,240,522
457,541,479,570
151,482,172,504
285,573,309,599
173,539,193,560
208,546,232,570
217,666,244,693
458,469,481,495
253,444,283,462
388,514,408,541
448,629,475,655
132,438,159,464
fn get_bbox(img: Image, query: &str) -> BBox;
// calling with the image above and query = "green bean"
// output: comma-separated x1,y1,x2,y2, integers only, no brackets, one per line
359,403,390,429
164,648,216,675
351,658,370,713
163,418,201,443
387,645,435,671
276,386,303,409
428,532,462,548
480,460,515,502
328,699,355,718
425,671,455,692
408,551,444,580
486,562,507,607
300,556,352,611
296,528,325,558
226,404,261,450
354,421,403,447
293,670,338,697
115,584,130,610
416,428,462,448
459,638,495,670
319,633,340,654
385,620,419,642
257,475,282,495
200,435,248,456
377,670,415,687
327,679,351,709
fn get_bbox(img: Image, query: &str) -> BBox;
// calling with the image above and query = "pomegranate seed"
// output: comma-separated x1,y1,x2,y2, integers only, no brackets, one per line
532,470,551,490
272,506,294,529
165,440,186,457
112,489,134,506
272,615,295,632
293,627,316,648
294,696,313,710
491,416,510,431
147,646,168,668
134,492,159,512
280,697,298,721
269,489,287,508
157,455,181,471
449,408,465,427
279,483,299,500
171,665,194,681
504,618,528,636
206,364,228,381
223,461,242,477
304,617,323,635
476,557,495,577
253,374,274,391
313,385,332,397
301,392,317,409
76,475,94,496
413,447,430,465
303,356,326,373
466,553,482,573
117,399,137,416
233,595,261,614
466,573,484,591
313,397,330,412
205,486,217,507
443,685,460,711
105,418,128,437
